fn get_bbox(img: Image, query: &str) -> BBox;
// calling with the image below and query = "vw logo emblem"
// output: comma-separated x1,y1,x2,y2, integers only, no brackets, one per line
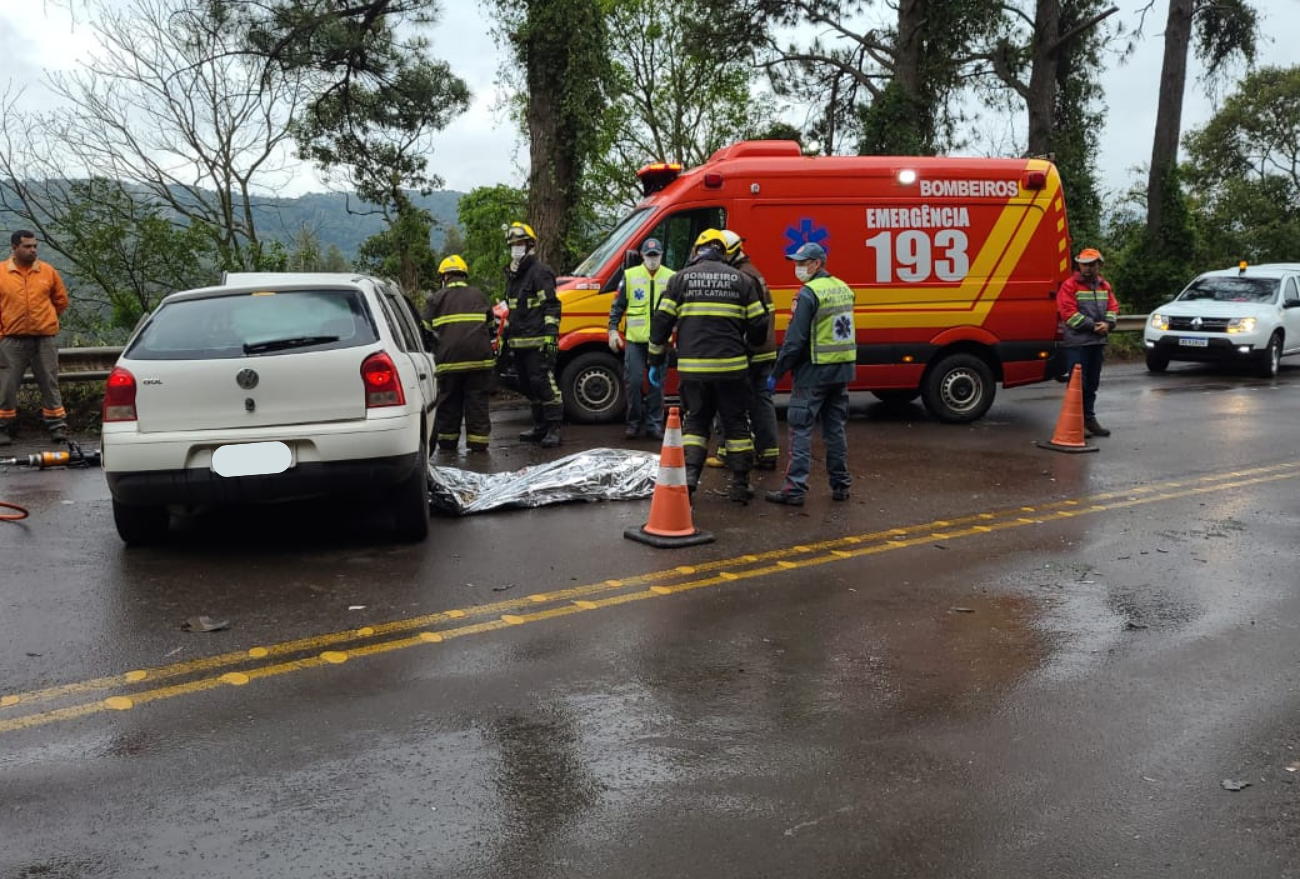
236,369,259,390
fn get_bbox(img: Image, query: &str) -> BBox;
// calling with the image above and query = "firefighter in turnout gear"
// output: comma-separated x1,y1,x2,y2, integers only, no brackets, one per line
648,228,767,503
608,237,675,440
766,242,855,506
503,222,564,447
421,255,495,452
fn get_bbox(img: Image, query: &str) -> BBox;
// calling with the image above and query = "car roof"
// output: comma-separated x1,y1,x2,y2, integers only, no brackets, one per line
1195,265,1296,280
160,272,392,304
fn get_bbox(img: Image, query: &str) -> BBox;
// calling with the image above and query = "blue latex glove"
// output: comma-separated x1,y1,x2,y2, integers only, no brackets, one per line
648,365,663,388
766,374,777,393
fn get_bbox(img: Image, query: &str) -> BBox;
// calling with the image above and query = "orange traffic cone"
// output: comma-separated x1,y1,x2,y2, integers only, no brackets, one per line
625,406,715,548
1036,364,1099,454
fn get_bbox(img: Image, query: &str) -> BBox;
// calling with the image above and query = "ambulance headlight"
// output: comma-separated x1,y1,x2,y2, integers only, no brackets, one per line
1149,313,1168,331
897,169,917,185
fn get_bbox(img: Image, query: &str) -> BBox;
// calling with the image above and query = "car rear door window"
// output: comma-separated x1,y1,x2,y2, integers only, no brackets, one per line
126,289,379,360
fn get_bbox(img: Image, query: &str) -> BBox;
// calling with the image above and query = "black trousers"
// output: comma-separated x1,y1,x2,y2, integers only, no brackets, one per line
512,346,563,424
434,370,492,449
681,377,753,476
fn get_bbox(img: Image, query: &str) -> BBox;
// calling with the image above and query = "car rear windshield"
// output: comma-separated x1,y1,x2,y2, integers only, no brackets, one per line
1177,276,1279,303
125,288,380,360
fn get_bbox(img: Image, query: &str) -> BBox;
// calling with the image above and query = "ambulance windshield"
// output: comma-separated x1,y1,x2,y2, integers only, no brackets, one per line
570,208,652,277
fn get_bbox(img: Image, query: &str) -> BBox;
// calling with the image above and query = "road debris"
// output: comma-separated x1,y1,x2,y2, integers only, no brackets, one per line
181,616,230,633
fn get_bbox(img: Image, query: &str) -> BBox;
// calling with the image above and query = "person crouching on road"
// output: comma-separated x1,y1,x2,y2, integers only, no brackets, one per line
421,255,496,453
648,229,768,504
0,230,70,447
503,221,564,448
766,242,854,506
1056,247,1119,438
608,237,673,441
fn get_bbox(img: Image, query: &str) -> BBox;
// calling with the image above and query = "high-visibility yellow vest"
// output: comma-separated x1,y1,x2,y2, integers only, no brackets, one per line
622,264,675,343
808,275,856,364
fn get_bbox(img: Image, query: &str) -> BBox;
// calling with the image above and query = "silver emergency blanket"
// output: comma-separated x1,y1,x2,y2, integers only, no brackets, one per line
428,447,660,515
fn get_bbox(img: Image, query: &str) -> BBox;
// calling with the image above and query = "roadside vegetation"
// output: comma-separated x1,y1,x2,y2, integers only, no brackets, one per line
0,0,1293,334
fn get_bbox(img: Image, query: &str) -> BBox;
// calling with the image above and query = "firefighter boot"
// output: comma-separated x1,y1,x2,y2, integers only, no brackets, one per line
728,472,754,504
540,422,562,448
518,406,547,442
0,426,10,447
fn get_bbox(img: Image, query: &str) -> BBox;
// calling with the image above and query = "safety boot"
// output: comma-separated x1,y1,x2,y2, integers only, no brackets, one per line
49,424,69,444
540,422,562,448
1084,418,1111,438
728,475,754,504
0,427,10,447
685,467,701,495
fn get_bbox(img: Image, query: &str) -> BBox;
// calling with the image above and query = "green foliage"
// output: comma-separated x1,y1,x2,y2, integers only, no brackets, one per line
355,196,440,293
1183,66,1300,265
456,184,528,300
45,178,221,334
1105,165,1200,314
585,0,779,216
493,0,611,269
1194,0,1258,82
1051,0,1109,246
858,83,931,156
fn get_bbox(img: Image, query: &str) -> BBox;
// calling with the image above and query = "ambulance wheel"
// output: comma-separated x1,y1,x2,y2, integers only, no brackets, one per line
921,353,995,423
560,350,625,424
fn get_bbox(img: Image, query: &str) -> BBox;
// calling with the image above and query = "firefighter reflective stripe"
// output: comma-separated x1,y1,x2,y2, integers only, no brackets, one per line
750,349,777,363
677,354,749,374
622,265,674,343
435,358,496,375
808,276,857,365
678,302,747,319
429,313,490,328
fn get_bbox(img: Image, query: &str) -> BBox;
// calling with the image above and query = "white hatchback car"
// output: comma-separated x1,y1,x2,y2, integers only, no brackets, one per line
1143,263,1300,377
102,273,436,545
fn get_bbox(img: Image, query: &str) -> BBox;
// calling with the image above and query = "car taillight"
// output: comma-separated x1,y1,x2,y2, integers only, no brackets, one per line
103,366,138,422
361,351,406,408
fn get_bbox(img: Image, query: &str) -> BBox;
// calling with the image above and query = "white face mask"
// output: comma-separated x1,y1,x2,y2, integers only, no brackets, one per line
510,244,528,260
643,256,662,271
794,265,813,283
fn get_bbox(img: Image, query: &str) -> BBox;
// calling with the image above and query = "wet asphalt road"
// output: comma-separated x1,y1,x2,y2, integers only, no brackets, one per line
2,361,1300,878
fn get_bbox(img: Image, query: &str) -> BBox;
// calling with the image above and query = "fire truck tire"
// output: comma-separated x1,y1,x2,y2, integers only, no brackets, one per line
921,353,995,423
560,350,625,424
871,390,921,405
113,498,170,546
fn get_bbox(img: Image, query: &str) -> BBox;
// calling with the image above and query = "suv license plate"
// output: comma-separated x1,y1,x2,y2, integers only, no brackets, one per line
212,441,293,477
1179,337,1209,348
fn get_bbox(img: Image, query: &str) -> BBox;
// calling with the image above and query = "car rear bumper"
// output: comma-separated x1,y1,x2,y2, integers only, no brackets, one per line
106,451,424,507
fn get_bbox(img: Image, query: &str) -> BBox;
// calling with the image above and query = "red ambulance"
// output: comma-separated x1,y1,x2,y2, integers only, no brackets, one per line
529,139,1071,424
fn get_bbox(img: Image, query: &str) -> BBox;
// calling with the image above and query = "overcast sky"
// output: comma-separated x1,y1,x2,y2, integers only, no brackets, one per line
3,1,1299,202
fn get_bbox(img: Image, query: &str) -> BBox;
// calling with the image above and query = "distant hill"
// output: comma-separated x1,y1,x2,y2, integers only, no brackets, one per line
0,184,464,263
251,189,463,260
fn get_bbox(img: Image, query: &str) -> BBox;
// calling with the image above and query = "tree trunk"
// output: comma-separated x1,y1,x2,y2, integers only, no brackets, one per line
526,81,571,273
1025,0,1061,157
1147,0,1194,240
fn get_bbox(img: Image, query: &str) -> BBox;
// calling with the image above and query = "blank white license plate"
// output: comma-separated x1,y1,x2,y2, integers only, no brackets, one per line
1179,337,1209,348
212,442,293,477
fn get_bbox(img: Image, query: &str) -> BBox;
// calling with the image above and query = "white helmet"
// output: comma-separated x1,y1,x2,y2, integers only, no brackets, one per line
720,229,744,258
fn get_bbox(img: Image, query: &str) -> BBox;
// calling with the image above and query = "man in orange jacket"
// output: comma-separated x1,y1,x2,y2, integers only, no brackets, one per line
0,230,70,446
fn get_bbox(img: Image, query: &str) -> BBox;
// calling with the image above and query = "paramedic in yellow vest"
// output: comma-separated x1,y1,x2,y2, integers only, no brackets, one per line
421,255,496,453
608,237,674,440
766,242,854,506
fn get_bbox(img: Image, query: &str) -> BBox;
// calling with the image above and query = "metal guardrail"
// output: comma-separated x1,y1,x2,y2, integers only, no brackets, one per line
34,318,1151,384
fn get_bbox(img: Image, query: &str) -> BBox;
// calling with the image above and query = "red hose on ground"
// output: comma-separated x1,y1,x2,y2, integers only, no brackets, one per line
1,500,29,521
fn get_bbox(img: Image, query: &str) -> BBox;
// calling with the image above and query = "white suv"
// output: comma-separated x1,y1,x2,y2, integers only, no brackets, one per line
102,273,436,545
1143,263,1300,377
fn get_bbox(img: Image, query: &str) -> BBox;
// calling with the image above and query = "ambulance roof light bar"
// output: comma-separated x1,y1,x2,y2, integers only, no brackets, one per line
636,161,683,197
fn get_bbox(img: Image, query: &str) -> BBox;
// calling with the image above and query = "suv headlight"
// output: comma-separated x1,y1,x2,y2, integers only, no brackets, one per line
1226,317,1257,334
1150,313,1168,331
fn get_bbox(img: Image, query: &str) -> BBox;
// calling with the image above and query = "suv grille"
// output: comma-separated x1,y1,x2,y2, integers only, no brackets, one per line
1169,316,1231,332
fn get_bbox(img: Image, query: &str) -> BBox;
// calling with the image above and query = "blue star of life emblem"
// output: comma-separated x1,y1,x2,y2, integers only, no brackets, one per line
784,218,830,256
633,288,646,301
834,314,853,340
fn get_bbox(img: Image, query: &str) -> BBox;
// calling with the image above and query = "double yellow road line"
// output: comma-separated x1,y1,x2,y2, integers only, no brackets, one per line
5,461,1299,736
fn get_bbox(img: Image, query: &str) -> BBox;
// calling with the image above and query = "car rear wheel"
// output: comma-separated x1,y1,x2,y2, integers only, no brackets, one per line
113,499,170,546
921,353,995,423
560,350,625,424
1257,333,1282,378
391,446,430,543
1145,351,1170,373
